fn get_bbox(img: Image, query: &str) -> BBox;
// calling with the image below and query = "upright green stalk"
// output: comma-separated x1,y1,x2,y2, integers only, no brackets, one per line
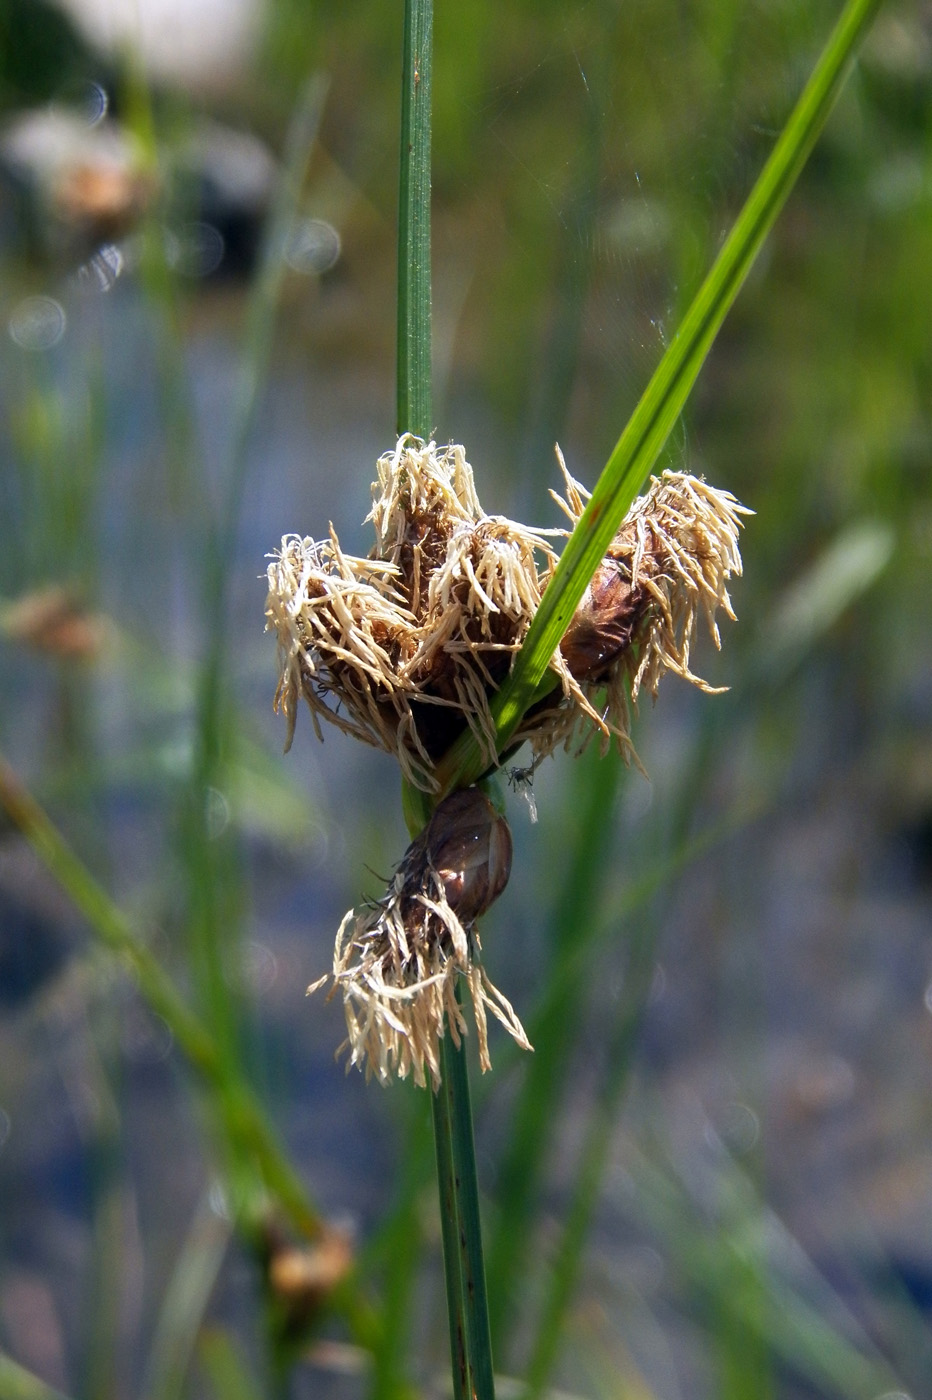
397,0,433,439
396,4,495,1397
435,1029,497,1400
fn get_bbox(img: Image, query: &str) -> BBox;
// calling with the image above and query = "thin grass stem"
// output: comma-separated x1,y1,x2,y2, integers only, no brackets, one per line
396,3,496,1394
397,0,433,440
432,1023,496,1400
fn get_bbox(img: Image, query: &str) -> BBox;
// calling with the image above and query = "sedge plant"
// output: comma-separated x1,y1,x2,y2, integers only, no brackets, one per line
0,1,887,1396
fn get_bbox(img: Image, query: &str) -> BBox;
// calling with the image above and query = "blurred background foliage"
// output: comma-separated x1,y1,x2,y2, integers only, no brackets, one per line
1,0,931,1397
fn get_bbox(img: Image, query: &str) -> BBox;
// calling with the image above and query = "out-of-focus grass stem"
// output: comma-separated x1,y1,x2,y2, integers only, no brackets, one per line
185,70,329,1059
0,753,320,1243
486,749,622,1352
0,1353,74,1400
523,912,659,1400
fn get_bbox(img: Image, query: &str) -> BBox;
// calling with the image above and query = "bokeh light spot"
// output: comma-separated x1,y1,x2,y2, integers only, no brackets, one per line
8,296,66,351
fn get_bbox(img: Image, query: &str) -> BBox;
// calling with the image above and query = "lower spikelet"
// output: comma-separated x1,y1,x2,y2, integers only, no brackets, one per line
309,789,530,1089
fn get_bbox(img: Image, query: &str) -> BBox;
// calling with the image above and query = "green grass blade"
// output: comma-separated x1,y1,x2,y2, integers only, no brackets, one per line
627,1148,904,1399
436,0,883,795
515,501,898,1387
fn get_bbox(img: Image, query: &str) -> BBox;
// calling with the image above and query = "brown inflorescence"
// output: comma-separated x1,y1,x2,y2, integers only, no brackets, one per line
266,436,749,787
262,1219,354,1340
268,435,749,1085
1,586,109,660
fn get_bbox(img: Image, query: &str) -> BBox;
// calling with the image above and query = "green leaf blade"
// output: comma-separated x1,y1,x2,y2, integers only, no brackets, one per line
437,0,884,795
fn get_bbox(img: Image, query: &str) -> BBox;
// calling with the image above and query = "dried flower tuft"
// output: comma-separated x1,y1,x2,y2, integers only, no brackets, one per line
266,437,749,787
516,453,752,764
309,787,530,1089
265,436,556,790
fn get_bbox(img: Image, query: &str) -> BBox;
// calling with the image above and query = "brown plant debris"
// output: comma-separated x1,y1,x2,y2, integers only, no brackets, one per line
1,585,109,659
262,1219,354,1339
308,787,529,1089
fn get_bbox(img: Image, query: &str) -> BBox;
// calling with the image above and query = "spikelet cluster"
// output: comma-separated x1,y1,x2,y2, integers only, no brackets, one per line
265,436,749,785
267,435,749,1086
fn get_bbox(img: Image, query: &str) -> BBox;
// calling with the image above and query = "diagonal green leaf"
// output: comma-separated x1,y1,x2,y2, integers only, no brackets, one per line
436,0,883,796
0,1354,73,1400
0,753,320,1242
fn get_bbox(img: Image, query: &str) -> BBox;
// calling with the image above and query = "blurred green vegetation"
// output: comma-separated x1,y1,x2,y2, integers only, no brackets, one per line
1,1,931,1398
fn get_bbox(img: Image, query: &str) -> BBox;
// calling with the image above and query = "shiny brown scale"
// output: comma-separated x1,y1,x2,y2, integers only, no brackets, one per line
560,560,648,684
405,788,512,925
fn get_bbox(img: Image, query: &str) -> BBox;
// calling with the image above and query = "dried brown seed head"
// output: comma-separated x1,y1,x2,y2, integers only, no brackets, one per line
263,1221,354,1337
274,440,750,1085
1,586,109,660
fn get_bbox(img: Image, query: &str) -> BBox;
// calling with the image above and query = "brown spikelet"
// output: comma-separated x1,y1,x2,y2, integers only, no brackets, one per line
268,437,750,1085
516,450,752,764
308,788,530,1089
